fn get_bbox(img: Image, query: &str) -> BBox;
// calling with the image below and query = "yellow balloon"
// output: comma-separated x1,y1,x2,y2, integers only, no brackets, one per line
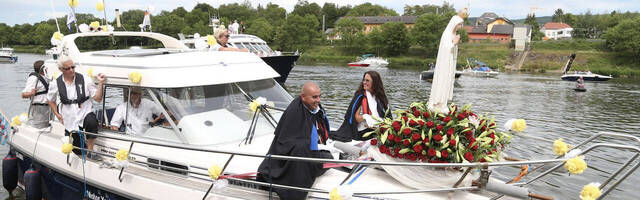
96,1,104,12
62,143,73,154
53,31,64,41
89,21,100,30
580,183,601,200
128,71,142,84
87,68,94,78
208,165,222,180
67,0,78,8
115,149,129,161
206,35,216,46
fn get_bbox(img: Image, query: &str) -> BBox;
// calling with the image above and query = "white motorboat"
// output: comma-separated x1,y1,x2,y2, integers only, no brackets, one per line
0,47,18,63
348,54,389,68
560,53,611,82
462,69,499,78
464,58,499,78
3,32,639,200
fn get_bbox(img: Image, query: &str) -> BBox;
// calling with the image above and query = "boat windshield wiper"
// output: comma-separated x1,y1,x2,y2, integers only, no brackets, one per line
233,83,278,145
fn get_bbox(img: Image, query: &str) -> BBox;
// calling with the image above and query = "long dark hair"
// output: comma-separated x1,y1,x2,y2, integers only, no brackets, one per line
355,71,389,109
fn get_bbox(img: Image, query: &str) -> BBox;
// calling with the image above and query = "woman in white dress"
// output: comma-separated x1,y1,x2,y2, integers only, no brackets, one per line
428,15,464,113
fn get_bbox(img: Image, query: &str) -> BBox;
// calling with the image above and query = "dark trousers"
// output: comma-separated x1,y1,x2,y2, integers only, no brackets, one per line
64,113,98,155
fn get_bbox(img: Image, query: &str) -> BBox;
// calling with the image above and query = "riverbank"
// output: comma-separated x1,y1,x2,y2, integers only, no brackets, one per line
298,40,640,78
10,45,48,54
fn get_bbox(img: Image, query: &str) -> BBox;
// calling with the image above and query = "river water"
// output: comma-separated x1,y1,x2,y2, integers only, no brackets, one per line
1,53,639,199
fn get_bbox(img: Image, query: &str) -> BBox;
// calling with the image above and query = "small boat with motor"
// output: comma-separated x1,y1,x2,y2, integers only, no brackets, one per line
420,69,463,81
0,47,18,63
463,58,498,78
560,54,612,82
360,54,389,68
347,62,370,67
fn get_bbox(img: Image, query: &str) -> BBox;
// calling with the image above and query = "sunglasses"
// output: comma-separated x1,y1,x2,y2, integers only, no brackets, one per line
223,34,230,38
60,65,76,71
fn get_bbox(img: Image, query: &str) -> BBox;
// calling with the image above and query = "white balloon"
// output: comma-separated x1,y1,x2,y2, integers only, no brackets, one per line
193,33,200,38
50,37,62,46
79,24,90,33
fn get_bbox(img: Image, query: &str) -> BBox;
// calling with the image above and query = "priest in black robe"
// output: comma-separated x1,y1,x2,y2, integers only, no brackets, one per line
258,82,333,200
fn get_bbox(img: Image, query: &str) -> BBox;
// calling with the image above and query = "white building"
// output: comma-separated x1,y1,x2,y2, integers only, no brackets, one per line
513,25,531,51
541,22,573,40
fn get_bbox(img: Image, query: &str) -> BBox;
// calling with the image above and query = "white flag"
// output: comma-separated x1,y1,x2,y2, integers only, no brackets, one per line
66,11,76,31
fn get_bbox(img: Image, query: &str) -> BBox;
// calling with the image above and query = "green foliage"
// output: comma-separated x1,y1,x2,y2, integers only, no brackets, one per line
552,9,564,22
403,3,455,16
530,39,605,51
411,13,451,57
335,17,364,53
458,28,469,43
218,3,255,24
246,18,275,44
257,3,286,28
321,3,351,28
378,22,410,56
274,14,319,51
292,0,322,26
602,18,640,62
524,14,544,41
346,3,398,16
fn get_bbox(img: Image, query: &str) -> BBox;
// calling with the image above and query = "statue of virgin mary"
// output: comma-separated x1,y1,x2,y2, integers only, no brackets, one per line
428,15,464,113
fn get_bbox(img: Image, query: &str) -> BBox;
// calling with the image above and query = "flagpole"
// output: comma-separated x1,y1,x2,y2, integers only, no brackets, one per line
72,7,79,33
102,0,109,26
48,0,61,33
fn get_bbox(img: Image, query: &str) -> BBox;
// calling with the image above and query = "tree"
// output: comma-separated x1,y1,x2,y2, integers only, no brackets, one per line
172,7,188,18
347,3,398,16
602,17,640,62
403,3,455,16
524,14,544,40
153,14,185,38
273,14,319,51
258,3,286,28
218,3,256,24
552,9,564,22
292,0,322,26
378,22,410,56
246,18,275,44
321,3,351,29
335,17,364,52
411,13,451,56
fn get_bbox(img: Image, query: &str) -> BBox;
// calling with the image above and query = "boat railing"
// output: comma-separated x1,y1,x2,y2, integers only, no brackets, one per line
52,130,640,200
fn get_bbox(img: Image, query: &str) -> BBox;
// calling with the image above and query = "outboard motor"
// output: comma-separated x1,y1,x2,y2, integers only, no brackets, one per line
24,165,42,200
2,152,18,194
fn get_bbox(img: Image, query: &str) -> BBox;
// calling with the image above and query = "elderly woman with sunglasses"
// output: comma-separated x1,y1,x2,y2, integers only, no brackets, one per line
210,27,248,52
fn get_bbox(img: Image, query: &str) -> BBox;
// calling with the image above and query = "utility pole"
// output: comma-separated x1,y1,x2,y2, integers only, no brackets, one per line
322,15,325,33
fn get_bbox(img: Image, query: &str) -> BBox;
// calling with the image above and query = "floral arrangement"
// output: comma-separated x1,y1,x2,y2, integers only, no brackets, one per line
363,102,515,163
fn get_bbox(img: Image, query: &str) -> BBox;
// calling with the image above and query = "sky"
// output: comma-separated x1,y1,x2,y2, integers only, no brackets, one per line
1,0,639,26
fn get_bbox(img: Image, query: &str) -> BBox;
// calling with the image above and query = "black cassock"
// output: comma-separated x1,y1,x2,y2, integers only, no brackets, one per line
257,96,332,200
330,92,390,142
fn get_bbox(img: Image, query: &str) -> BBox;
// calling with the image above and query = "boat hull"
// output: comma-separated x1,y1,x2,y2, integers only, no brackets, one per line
463,71,498,77
260,55,299,83
420,71,462,81
0,56,17,63
561,74,611,81
348,63,370,67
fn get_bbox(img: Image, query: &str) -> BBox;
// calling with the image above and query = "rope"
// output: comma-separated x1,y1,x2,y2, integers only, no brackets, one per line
78,130,88,198
507,164,530,184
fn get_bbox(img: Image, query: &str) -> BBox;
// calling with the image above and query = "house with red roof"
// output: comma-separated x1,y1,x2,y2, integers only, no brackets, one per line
541,22,573,40
465,12,515,44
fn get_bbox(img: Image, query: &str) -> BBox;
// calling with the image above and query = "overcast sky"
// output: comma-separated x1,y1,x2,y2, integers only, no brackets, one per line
1,0,639,25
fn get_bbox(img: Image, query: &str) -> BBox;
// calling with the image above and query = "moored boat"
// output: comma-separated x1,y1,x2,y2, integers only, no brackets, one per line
560,53,611,82
420,70,463,81
0,47,18,63
464,58,499,77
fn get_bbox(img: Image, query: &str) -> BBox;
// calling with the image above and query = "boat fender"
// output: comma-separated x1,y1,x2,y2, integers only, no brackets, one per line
24,166,42,200
2,153,18,193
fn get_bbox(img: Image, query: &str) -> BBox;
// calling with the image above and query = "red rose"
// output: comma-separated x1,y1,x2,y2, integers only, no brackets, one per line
469,111,476,117
487,150,492,155
413,110,420,117
412,133,421,141
409,119,418,127
464,152,474,161
426,121,435,128
394,147,401,154
392,121,401,131
402,116,408,122
423,138,429,144
378,145,385,153
433,134,443,141
441,150,449,158
493,148,497,152
402,139,410,147
472,145,479,150
394,136,401,143
387,134,394,142
427,148,437,157
411,106,417,111
446,128,455,137
409,153,417,161
457,113,466,120
443,116,451,123
490,122,496,127
470,137,476,143
370,139,378,145
397,153,404,159
422,111,430,119
436,124,443,131
449,139,456,146
490,139,495,145
380,127,387,133
413,144,423,152
481,126,487,132
418,120,425,127
402,128,412,136
479,158,487,162
489,133,495,139
468,141,475,148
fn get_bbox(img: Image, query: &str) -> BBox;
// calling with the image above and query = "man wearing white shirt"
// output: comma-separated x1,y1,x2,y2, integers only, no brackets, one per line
21,60,51,128
110,87,162,135
47,56,106,158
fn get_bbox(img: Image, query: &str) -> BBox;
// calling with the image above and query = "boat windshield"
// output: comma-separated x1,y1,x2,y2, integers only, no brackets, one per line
150,79,292,145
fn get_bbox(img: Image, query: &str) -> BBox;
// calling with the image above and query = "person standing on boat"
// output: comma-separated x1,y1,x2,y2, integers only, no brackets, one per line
47,56,106,158
258,82,333,200
210,28,248,52
21,60,51,128
331,71,391,142
110,87,162,135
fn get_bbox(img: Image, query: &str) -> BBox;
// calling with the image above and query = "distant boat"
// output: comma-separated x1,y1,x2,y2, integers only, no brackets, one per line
359,54,389,67
420,70,463,81
464,58,499,77
348,62,370,67
561,54,612,82
0,47,18,63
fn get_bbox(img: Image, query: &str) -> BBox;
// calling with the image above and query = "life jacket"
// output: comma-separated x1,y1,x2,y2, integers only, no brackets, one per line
56,73,90,105
28,72,49,96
